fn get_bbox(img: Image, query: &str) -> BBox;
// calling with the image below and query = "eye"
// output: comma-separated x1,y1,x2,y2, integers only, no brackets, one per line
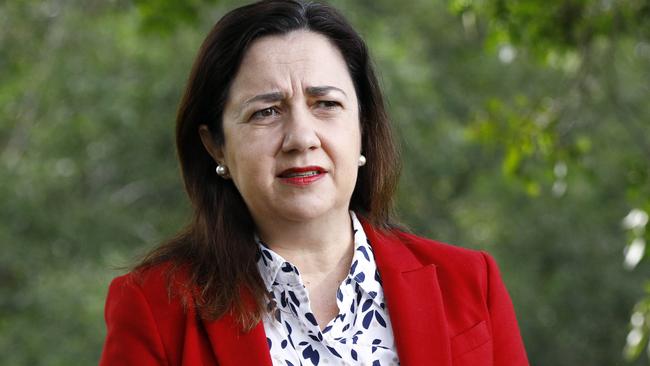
250,107,279,121
316,100,341,109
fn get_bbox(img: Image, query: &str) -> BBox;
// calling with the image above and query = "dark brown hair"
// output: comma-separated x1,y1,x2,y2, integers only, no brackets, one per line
137,0,400,329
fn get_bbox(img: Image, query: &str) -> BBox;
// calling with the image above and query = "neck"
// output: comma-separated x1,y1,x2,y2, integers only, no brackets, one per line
255,209,354,276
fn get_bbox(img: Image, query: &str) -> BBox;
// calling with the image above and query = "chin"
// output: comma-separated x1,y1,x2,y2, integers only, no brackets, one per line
272,201,343,223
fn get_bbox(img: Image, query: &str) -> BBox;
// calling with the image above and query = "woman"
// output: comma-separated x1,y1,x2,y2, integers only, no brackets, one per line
100,0,529,365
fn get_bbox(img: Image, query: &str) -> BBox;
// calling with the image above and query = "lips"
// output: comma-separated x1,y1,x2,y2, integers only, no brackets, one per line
278,166,327,185
278,166,326,178
282,170,320,178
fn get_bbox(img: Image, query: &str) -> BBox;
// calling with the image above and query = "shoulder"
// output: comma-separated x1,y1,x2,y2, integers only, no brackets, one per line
367,226,496,298
368,226,529,363
105,261,192,325
390,229,493,273
108,261,174,296
393,230,485,261
101,262,202,365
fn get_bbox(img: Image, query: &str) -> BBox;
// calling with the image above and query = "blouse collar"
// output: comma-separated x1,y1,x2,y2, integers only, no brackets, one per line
255,211,383,301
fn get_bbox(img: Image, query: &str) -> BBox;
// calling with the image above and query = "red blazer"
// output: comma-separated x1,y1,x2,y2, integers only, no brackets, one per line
100,221,529,365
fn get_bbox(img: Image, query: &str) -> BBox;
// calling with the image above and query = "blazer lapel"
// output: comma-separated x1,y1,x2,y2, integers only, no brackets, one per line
362,221,452,366
202,294,273,366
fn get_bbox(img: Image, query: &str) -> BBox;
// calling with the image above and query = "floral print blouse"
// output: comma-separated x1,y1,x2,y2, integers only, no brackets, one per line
255,212,400,366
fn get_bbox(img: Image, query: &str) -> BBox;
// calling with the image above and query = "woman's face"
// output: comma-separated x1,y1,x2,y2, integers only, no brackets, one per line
202,30,361,226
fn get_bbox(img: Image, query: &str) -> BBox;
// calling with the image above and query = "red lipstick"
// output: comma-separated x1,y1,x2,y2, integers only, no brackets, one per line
278,166,326,186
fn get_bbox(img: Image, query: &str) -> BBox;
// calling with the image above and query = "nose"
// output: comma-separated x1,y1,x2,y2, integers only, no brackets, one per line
281,107,321,153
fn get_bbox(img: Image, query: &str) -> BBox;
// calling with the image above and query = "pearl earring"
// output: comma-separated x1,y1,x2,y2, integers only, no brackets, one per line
358,155,367,167
216,164,229,177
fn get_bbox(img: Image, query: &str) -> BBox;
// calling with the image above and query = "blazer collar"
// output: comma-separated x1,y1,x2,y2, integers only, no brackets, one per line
361,220,452,366
202,219,451,366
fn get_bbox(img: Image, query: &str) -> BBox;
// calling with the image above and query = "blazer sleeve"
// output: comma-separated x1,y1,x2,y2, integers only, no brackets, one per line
481,252,529,366
99,275,168,366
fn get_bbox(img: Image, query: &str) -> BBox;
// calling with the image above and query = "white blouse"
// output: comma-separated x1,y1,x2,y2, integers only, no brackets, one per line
256,212,400,366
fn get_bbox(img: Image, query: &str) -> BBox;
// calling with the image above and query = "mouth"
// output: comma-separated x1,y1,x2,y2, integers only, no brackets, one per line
278,166,327,185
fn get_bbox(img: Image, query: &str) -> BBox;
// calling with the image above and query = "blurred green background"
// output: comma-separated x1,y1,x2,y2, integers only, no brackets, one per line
2,0,650,364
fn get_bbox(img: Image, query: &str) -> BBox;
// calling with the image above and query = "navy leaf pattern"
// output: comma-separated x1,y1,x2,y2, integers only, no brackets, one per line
362,299,373,312
354,272,366,283
302,345,320,365
281,262,294,273
280,291,288,307
350,260,359,275
362,311,374,329
289,291,300,307
327,345,341,357
304,312,318,327
263,249,273,260
375,311,387,327
256,212,400,366
357,246,370,261
375,269,382,283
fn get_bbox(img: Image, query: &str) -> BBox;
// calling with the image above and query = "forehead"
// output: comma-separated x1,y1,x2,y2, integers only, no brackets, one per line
226,30,355,102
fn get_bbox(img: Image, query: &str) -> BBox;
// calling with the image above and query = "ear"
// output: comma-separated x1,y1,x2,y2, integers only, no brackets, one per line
198,125,225,163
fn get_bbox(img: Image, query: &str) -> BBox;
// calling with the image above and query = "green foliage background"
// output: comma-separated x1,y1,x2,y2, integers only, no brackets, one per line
1,0,649,364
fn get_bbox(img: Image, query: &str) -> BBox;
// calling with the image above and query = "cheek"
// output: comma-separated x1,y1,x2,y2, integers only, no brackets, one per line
223,131,266,168
226,142,276,186
331,128,362,170
345,121,363,155
230,150,263,178
227,154,266,200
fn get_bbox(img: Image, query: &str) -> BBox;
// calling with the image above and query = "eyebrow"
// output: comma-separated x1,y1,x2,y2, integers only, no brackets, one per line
305,86,347,98
239,86,347,110
242,91,285,107
235,86,348,119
